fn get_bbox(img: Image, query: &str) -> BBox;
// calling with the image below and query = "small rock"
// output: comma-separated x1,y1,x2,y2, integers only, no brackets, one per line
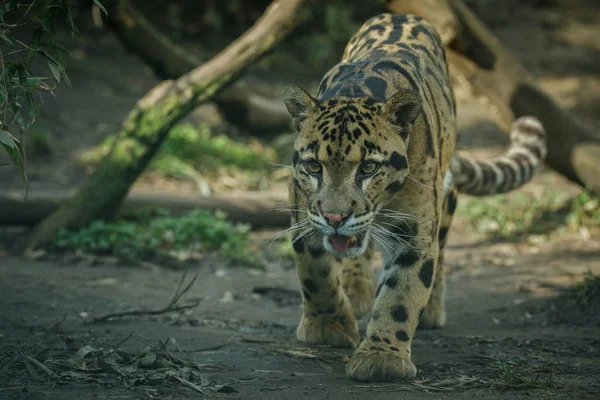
220,291,234,303
215,269,227,278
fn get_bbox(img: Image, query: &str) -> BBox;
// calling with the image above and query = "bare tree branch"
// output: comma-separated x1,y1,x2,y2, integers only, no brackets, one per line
106,0,291,133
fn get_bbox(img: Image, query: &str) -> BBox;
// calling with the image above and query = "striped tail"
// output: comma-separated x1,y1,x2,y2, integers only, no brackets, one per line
450,116,547,196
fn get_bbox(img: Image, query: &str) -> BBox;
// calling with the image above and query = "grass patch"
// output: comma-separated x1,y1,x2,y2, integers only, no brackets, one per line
549,271,600,326
78,123,279,185
457,190,600,241
474,357,557,393
564,271,600,311
487,360,553,392
262,234,295,263
51,209,259,266
26,126,54,156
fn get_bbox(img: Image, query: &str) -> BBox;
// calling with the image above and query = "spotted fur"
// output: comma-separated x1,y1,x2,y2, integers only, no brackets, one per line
283,14,546,383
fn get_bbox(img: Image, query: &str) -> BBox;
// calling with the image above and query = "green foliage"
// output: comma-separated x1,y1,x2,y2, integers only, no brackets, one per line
563,271,600,311
0,0,106,192
0,128,26,189
262,234,295,262
487,359,552,392
265,1,360,71
299,3,359,68
52,208,256,265
565,191,600,230
549,271,600,326
457,190,600,240
158,124,272,171
277,235,295,260
79,123,277,180
27,125,53,156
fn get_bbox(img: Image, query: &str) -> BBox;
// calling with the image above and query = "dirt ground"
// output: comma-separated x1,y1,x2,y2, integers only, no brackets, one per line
1,0,599,399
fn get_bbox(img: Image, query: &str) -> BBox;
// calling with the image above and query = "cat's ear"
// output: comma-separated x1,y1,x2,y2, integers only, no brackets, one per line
381,89,422,139
283,85,319,131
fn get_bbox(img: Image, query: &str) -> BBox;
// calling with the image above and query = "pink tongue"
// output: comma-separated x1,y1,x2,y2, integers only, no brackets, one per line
330,235,351,252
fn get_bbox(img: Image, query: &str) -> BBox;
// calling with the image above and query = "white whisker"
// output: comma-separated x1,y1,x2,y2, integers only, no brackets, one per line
261,157,292,170
378,208,421,223
275,227,316,264
266,220,310,247
271,207,307,215
406,175,434,189
378,221,415,235
292,226,315,245
369,228,402,261
371,222,416,253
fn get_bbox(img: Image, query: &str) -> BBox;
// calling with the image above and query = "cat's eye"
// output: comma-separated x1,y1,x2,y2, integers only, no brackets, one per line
305,159,323,174
359,161,380,176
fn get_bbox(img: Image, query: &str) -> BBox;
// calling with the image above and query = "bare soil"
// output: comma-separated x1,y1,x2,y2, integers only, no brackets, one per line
1,212,599,399
1,0,599,399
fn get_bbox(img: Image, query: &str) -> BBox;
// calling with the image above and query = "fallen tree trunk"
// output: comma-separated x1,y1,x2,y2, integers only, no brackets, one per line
1,189,289,228
17,0,314,254
106,0,291,133
385,0,600,194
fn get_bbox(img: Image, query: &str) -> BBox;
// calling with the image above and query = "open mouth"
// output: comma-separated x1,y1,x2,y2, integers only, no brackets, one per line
329,234,362,252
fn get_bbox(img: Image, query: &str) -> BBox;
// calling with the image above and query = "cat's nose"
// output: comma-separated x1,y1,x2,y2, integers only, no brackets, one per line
323,212,349,227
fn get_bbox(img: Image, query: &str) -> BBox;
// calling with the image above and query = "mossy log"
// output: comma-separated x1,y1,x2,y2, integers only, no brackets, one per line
386,0,600,194
17,0,314,254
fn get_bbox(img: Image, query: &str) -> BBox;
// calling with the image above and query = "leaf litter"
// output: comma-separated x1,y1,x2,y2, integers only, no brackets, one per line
0,333,237,394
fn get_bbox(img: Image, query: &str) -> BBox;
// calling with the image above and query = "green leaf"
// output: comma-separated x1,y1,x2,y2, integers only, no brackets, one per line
22,77,54,93
23,91,38,121
62,1,79,36
92,0,108,16
0,129,18,148
47,60,61,83
17,65,27,85
38,6,55,35
36,48,61,70
36,49,70,86
31,28,44,47
0,33,14,47
0,129,28,198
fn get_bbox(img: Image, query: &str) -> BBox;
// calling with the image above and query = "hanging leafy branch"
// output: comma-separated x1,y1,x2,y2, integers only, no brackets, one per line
0,0,105,194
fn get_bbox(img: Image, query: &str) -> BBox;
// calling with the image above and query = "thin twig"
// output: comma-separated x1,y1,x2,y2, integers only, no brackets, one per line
46,313,67,332
88,270,200,323
170,375,205,394
71,307,92,332
100,332,135,360
183,342,232,353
